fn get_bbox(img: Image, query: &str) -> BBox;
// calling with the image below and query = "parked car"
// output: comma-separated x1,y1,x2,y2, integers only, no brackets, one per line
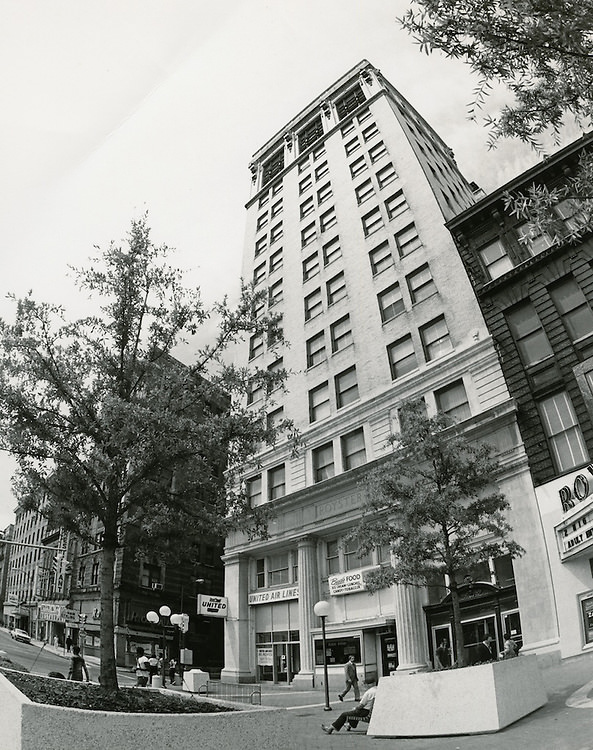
10,629,31,644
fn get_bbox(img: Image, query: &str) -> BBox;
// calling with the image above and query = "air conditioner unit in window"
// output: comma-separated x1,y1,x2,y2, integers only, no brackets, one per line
151,582,163,590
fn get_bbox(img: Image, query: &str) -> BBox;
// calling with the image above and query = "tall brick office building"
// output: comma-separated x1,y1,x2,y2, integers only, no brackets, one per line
449,134,593,659
222,61,557,687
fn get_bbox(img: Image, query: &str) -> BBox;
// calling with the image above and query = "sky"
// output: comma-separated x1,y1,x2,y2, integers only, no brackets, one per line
0,0,580,528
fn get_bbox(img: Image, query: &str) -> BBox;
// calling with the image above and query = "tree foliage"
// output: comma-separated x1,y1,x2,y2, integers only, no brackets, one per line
352,400,522,667
400,0,593,148
0,217,292,689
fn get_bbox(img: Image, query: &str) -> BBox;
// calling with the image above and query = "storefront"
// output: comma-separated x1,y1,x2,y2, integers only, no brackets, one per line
250,585,300,683
424,581,521,666
535,464,593,658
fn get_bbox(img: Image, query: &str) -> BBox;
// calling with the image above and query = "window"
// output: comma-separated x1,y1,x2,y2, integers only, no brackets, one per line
327,271,347,305
249,334,264,360
255,236,268,256
479,239,513,280
368,140,387,163
387,334,417,379
267,406,284,431
256,213,268,232
407,264,437,302
271,199,283,218
378,283,404,322
91,561,100,586
326,540,340,575
357,107,372,124
344,537,371,570
344,137,361,156
362,122,379,141
268,465,286,501
341,120,355,137
507,302,553,366
267,552,289,585
556,199,587,233
435,380,471,422
271,180,283,196
539,392,588,472
301,222,316,247
517,223,553,255
421,316,453,361
385,190,408,220
302,252,320,282
330,315,353,352
298,116,323,152
269,248,283,273
299,174,312,194
323,236,341,266
256,558,265,588
320,207,337,233
266,357,284,393
335,84,366,119
335,366,359,408
550,277,593,342
376,162,397,189
300,196,314,219
306,331,326,368
355,179,374,205
247,379,264,405
258,192,270,209
315,161,329,180
140,561,162,588
369,241,393,275
304,288,323,320
313,442,335,482
313,145,325,161
246,475,262,507
262,150,284,187
270,222,283,244
317,182,332,205
267,316,283,347
253,262,266,285
268,278,283,306
394,223,422,256
350,156,368,179
342,428,366,470
309,381,330,422
362,206,384,236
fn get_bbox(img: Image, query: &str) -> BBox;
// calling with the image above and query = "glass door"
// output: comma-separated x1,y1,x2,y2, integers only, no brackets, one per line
431,624,452,668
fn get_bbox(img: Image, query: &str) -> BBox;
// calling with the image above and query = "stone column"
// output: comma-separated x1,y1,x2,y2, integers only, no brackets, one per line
291,536,319,689
394,583,429,673
220,553,253,683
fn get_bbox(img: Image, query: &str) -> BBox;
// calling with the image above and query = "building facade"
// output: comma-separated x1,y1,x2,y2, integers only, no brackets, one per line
448,134,593,659
223,61,557,688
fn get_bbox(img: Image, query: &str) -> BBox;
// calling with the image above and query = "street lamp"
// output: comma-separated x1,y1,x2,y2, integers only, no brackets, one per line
146,604,173,688
314,600,332,712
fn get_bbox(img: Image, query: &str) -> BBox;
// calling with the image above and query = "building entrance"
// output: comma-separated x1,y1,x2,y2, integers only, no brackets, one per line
256,632,300,683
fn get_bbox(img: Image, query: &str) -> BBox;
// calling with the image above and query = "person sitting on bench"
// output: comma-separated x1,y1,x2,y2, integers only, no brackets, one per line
322,680,377,734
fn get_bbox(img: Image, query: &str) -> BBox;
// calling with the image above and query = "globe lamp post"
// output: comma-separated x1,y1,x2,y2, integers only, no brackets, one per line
146,604,173,688
314,600,332,711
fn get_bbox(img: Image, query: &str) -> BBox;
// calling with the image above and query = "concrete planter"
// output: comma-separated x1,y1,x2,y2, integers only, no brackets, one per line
0,672,292,750
368,654,547,737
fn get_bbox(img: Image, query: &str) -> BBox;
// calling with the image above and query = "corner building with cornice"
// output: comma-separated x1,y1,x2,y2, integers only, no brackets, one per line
222,61,559,688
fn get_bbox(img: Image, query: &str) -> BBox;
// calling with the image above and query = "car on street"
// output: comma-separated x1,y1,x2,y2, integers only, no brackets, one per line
10,628,31,644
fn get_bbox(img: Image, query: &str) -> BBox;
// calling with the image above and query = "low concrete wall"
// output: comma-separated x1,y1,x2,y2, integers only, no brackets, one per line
0,673,292,750
368,655,547,737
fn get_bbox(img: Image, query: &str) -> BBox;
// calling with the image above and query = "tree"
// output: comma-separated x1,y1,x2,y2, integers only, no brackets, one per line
0,217,291,691
399,0,593,235
351,400,523,668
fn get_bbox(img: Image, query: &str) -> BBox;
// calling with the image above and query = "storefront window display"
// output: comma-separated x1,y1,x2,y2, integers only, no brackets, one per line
314,635,360,666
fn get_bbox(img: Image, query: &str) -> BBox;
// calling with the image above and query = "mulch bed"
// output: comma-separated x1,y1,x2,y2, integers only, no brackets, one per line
1,667,235,714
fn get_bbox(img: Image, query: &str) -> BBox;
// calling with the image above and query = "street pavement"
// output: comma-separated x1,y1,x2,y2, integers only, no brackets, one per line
28,641,593,749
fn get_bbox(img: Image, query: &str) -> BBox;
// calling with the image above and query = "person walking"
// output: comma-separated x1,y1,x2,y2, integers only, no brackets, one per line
168,657,178,685
338,655,360,702
323,680,377,734
135,647,150,687
67,645,90,682
65,635,72,653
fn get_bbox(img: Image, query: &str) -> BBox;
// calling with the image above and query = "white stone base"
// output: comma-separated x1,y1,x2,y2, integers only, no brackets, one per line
368,655,547,737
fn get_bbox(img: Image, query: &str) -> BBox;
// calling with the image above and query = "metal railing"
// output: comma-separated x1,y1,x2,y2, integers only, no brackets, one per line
197,680,262,705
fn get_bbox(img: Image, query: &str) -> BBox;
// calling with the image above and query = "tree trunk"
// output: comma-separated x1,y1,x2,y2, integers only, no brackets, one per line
450,584,467,668
99,524,119,690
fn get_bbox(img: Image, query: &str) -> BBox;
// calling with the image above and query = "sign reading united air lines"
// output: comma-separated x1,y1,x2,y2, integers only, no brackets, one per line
248,585,299,605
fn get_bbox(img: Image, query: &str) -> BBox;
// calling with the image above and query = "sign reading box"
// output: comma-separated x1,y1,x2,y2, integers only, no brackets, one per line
328,571,366,596
197,595,228,618
248,586,299,605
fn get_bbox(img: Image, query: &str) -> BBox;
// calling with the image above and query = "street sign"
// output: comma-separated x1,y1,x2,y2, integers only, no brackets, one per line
197,595,228,618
